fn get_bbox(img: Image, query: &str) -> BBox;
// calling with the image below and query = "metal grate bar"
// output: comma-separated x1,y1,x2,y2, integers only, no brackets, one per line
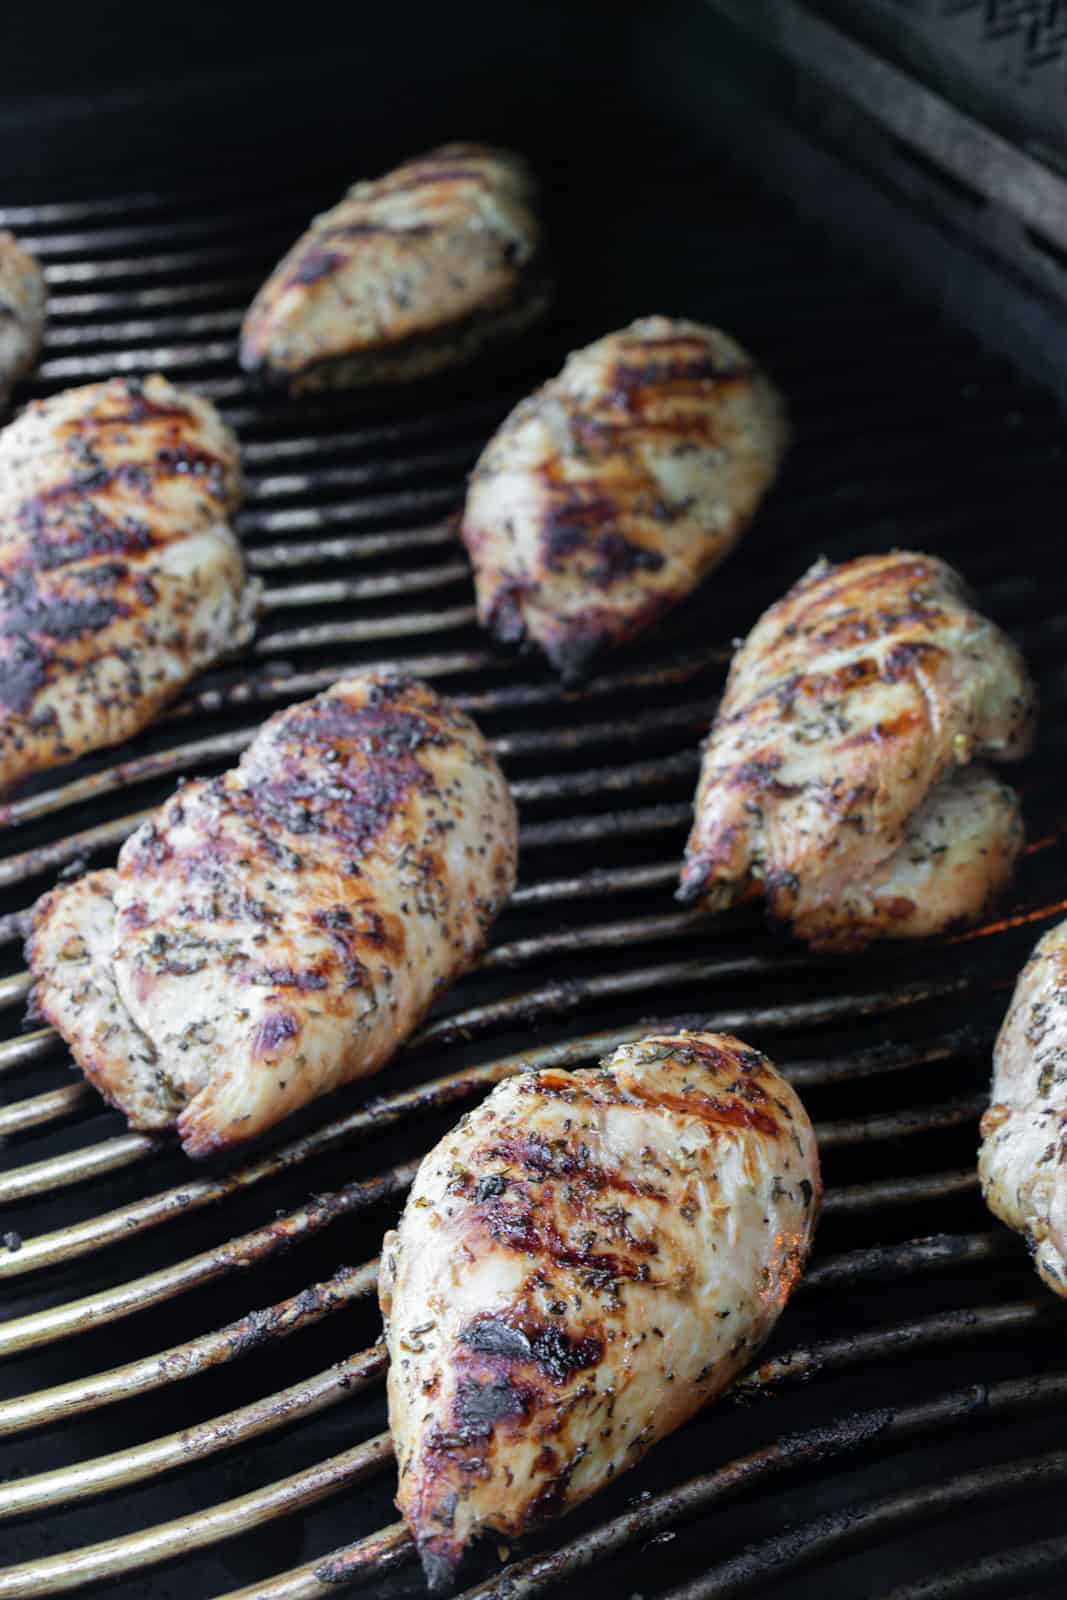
258,560,473,612
666,1451,1067,1600
879,1534,1067,1600
0,1132,156,1207
0,1265,375,1437
245,522,458,571
0,1083,90,1137
0,1165,406,1358
212,1523,413,1600
0,1343,387,1521
253,601,478,652
0,1434,395,1600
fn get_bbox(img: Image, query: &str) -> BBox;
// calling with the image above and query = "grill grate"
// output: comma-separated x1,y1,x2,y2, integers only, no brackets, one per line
2,157,1067,1600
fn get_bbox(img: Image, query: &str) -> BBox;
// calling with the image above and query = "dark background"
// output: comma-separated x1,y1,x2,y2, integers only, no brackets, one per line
0,2,718,193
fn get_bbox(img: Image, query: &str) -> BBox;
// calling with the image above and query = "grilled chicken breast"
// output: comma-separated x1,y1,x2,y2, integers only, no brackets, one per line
980,918,1067,1296
459,317,787,680
380,1031,819,1587
679,552,1034,951
0,374,257,792
0,232,46,411
28,674,518,1156
240,144,548,393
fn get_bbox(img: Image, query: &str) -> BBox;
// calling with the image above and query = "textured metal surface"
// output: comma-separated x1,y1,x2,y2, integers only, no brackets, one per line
2,155,1067,1600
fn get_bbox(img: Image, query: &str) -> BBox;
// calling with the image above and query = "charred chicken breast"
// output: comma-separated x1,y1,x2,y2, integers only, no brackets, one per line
459,316,787,680
0,374,257,791
240,144,548,393
380,1030,819,1586
0,232,46,411
28,674,517,1156
980,918,1067,1296
679,551,1034,950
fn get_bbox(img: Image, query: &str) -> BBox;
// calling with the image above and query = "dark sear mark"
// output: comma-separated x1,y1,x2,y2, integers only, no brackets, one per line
0,635,47,714
287,248,346,286
460,1317,603,1383
612,355,755,392
252,1010,300,1058
236,697,451,861
481,1130,667,1201
482,1203,655,1288
541,492,618,569
588,532,665,587
451,1375,532,1435
882,638,948,682
14,502,155,572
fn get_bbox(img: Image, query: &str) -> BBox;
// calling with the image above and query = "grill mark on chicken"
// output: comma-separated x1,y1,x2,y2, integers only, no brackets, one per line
253,1010,300,1058
459,1318,603,1382
539,489,667,590
286,248,346,286
14,504,155,571
768,559,948,649
473,1131,668,1203
612,356,756,391
837,707,925,750
624,1083,784,1139
882,638,948,681
382,1031,819,1584
0,568,125,638
18,440,231,514
379,164,499,194
0,638,48,714
482,1203,656,1286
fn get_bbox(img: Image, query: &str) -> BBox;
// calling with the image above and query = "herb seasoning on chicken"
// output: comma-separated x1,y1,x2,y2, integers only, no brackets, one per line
28,674,518,1156
980,918,1067,1296
240,144,549,393
0,232,46,412
458,316,787,680
0,374,257,791
380,1030,819,1588
679,551,1035,951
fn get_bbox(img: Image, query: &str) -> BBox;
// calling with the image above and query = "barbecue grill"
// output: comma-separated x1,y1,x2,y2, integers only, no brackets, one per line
3,3,1067,1596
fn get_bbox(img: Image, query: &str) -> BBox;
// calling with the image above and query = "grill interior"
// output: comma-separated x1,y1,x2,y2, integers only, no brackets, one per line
2,151,1067,1600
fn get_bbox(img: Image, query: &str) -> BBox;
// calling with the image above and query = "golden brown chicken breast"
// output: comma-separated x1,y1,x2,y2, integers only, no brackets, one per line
380,1030,819,1587
240,144,549,393
0,374,257,792
980,918,1067,1297
679,551,1034,951
28,674,518,1156
0,231,46,411
458,316,787,680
